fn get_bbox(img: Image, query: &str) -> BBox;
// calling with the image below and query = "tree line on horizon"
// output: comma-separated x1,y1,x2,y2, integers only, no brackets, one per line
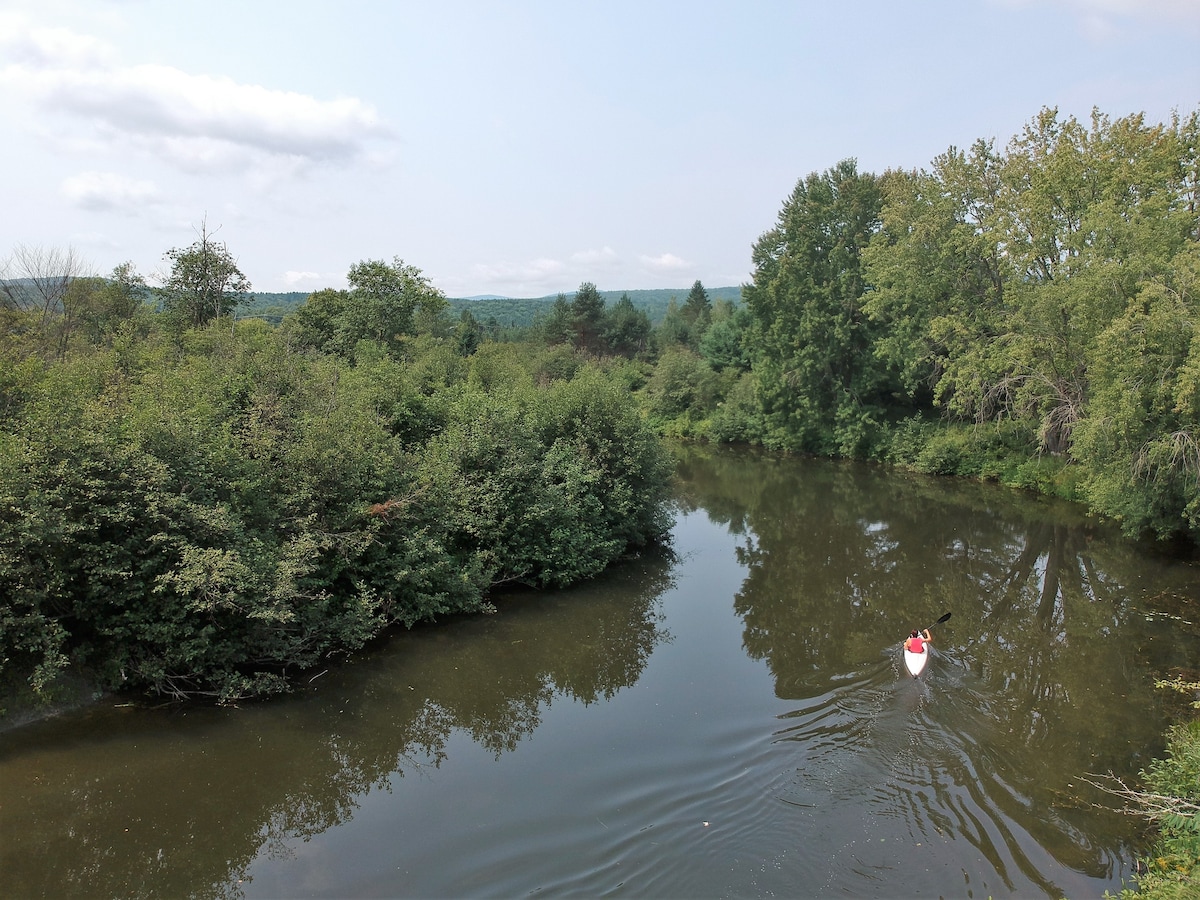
230,286,744,333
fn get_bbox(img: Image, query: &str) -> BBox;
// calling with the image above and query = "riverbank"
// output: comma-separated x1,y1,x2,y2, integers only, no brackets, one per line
1112,717,1200,899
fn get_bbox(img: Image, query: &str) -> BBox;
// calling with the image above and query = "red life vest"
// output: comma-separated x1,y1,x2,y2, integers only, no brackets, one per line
906,636,925,653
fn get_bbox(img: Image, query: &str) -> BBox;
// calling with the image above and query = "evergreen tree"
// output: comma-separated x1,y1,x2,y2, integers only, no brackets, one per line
455,309,484,356
604,293,652,358
572,282,606,354
744,159,887,455
541,294,575,346
656,297,689,348
682,279,712,346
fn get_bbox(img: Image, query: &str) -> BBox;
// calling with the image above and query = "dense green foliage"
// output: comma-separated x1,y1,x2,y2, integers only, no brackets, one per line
744,159,890,456
0,255,672,702
1111,719,1200,899
283,257,450,360
1141,720,1200,888
4,102,1198,707
861,109,1200,541
636,106,1200,544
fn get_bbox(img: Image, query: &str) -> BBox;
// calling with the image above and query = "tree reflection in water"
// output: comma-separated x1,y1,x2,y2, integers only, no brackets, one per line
0,547,676,900
672,442,1200,888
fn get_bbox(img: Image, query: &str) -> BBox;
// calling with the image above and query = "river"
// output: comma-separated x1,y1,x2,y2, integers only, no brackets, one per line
2,445,1198,898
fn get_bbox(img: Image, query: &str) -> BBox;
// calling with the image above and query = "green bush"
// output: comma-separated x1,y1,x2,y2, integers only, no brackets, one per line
0,323,672,702
708,372,765,444
419,370,672,589
1114,720,1200,899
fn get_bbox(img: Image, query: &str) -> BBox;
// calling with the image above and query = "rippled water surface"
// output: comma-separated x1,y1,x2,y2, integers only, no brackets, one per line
3,446,1199,898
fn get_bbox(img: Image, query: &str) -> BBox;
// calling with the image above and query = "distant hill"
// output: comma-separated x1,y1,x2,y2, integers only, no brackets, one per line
447,287,742,328
235,291,311,324
240,286,743,328
2,280,741,329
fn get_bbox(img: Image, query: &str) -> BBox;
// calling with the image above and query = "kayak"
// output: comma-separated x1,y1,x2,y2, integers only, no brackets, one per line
903,644,929,677
902,614,950,677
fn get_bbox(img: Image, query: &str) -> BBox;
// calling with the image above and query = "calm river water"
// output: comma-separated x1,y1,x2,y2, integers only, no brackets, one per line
3,445,1199,899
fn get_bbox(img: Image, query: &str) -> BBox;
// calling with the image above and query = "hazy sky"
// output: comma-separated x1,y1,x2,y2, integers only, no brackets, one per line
2,1,1197,298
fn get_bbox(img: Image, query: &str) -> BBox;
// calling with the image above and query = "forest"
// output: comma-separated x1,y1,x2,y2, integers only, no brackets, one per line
1,105,1197,705
238,287,744,332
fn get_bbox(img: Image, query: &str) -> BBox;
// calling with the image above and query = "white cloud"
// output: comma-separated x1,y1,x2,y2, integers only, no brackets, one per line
60,170,159,211
992,0,1200,34
1069,0,1200,19
0,16,114,69
465,257,567,294
570,246,619,265
282,270,330,288
639,252,689,272
0,19,388,173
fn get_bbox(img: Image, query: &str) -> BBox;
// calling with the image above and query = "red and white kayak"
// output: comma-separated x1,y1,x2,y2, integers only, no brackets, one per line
903,644,929,677
902,614,949,677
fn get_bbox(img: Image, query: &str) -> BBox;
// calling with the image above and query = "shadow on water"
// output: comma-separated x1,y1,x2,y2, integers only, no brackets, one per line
2,443,1198,899
0,550,677,900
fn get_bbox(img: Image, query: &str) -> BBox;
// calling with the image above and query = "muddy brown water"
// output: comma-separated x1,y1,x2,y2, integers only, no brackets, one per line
3,445,1198,898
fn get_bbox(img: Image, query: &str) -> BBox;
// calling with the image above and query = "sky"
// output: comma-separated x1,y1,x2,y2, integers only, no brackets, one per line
1,1,1197,299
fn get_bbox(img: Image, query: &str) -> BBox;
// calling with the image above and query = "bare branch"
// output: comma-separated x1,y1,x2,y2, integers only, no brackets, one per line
1081,772,1200,822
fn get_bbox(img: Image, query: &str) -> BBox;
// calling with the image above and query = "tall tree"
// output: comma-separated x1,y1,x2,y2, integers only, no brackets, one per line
604,293,651,358
743,159,886,454
541,294,575,346
1069,111,1200,537
863,143,1006,413
455,309,483,356
343,256,447,351
287,258,447,360
572,282,606,354
681,279,712,346
159,221,251,328
906,109,1196,456
286,287,348,354
655,297,690,348
699,300,751,372
77,261,149,344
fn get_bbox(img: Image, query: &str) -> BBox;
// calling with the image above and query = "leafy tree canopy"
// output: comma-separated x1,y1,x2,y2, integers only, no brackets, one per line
159,222,251,329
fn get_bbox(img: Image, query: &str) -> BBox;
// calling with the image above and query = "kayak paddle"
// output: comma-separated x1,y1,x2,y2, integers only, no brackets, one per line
924,611,952,631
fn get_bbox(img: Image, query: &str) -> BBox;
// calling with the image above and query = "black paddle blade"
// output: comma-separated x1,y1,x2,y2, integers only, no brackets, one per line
919,612,951,633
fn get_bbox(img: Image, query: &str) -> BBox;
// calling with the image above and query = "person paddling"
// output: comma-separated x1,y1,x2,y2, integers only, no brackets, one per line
903,613,949,677
905,628,931,654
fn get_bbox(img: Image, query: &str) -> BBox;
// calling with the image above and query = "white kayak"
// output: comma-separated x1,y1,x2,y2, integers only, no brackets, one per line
903,644,929,677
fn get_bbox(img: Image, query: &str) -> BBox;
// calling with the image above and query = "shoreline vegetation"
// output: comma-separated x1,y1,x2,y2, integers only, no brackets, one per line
1102,716,1200,899
2,104,1198,893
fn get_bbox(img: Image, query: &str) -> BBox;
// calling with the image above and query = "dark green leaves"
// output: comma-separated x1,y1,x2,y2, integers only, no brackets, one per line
0,320,672,702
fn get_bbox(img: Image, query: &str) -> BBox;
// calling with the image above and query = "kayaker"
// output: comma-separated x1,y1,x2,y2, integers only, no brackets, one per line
905,629,931,653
